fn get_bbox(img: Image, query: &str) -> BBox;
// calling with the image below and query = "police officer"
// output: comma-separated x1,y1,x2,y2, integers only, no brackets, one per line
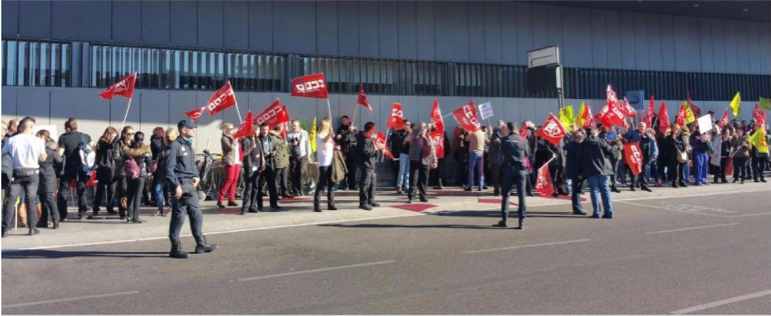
494,122,527,229
165,120,216,259
357,122,383,210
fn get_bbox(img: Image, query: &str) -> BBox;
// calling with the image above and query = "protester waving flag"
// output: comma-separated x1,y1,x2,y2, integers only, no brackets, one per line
683,102,696,124
537,113,567,145
291,73,329,99
606,84,619,105
206,81,237,115
255,99,290,129
675,103,687,127
658,102,671,133
452,102,482,133
749,127,768,154
233,112,255,139
535,157,555,197
430,97,445,136
100,72,137,100
644,96,655,128
730,92,742,117
357,84,373,112
309,117,317,154
624,142,644,176
387,102,406,130
599,100,626,127
620,97,637,117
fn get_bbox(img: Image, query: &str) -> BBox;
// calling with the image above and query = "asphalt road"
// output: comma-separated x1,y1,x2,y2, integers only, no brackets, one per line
2,189,770,314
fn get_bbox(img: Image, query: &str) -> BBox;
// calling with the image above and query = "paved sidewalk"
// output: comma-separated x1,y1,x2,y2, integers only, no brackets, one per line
2,182,769,251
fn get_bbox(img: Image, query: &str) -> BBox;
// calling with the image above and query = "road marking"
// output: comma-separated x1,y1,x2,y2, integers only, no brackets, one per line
646,223,739,235
463,238,591,254
670,289,771,314
3,290,140,309
238,260,396,282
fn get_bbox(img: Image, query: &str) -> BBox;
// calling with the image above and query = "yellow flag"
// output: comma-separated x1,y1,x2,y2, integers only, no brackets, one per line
575,102,587,128
749,128,768,154
559,105,575,130
684,102,696,124
730,92,741,117
309,117,317,154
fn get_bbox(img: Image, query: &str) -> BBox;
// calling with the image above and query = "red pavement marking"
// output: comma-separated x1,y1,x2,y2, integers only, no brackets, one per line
478,195,587,205
478,198,516,205
390,203,438,212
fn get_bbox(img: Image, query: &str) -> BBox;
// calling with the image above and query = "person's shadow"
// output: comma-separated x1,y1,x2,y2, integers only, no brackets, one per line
2,249,168,259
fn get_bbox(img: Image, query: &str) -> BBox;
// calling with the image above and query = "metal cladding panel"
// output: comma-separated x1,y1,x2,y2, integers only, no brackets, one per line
619,11,637,70
530,5,551,52
357,2,380,58
659,14,676,71
647,14,664,71
248,1,273,52
3,0,19,38
467,3,486,63
561,8,591,67
435,1,468,62
223,1,249,50
51,1,110,42
511,2,531,65
316,1,339,55
632,13,651,71
1,87,18,122
139,90,170,131
18,0,50,39
337,1,360,57
500,2,521,65
198,0,224,49
141,0,171,46
482,2,502,64
273,1,315,55
415,1,435,61
379,1,398,59
396,1,417,60
604,9,623,69
112,0,142,44
51,88,110,138
590,9,609,69
170,0,198,47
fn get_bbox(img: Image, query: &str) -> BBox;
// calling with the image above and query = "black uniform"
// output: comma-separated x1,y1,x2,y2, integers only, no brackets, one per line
356,131,379,209
57,131,92,218
337,125,358,190
164,136,206,252
37,141,62,227
93,138,118,215
498,133,527,228
240,137,265,213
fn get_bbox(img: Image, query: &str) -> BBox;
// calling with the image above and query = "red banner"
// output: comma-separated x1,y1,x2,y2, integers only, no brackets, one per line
599,100,627,127
621,97,637,117
675,103,687,127
644,95,655,127
430,97,444,137
206,81,237,115
376,131,394,160
606,84,619,106
100,72,137,100
387,102,406,130
718,111,730,129
624,142,643,176
537,114,566,145
255,99,290,128
85,170,98,188
185,106,206,121
535,158,554,197
658,102,671,133
357,84,373,112
233,112,255,139
291,73,328,99
451,102,481,133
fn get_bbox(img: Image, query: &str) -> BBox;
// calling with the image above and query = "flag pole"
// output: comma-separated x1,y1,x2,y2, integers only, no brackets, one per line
325,98,333,120
352,102,358,128
121,96,134,126
234,100,243,123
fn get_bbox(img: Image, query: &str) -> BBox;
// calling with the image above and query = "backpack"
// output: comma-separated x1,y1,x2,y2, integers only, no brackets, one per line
78,134,95,173
124,158,141,179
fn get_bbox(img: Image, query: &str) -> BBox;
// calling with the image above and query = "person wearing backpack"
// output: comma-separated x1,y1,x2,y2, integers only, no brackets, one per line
123,131,151,224
56,118,93,220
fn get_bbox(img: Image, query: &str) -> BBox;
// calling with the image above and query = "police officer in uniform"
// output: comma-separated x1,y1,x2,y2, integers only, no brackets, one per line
494,122,527,229
165,120,216,259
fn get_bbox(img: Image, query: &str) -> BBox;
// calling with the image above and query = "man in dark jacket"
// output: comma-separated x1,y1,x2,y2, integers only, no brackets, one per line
356,122,382,210
240,133,265,214
336,115,358,191
580,128,615,219
564,129,587,215
56,118,92,219
257,124,281,211
487,121,505,196
493,122,527,229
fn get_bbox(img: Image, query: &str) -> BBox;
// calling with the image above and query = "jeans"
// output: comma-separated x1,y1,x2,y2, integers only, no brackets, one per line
587,175,613,217
681,160,691,184
57,171,89,218
314,165,335,209
467,151,485,189
569,178,584,212
408,161,430,201
289,156,307,195
694,152,709,185
2,174,40,233
127,176,146,222
500,168,526,226
218,164,241,203
358,168,377,206
153,176,166,212
397,153,410,189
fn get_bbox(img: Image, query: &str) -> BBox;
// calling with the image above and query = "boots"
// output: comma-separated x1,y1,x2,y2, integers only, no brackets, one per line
169,240,189,259
327,192,337,210
195,237,217,254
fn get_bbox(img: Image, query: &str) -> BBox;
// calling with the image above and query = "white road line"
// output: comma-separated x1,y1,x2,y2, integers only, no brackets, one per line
670,289,771,314
3,290,140,309
238,260,396,282
463,238,591,254
646,223,739,235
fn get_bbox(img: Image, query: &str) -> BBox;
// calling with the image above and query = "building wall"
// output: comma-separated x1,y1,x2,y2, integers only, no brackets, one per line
3,1,770,75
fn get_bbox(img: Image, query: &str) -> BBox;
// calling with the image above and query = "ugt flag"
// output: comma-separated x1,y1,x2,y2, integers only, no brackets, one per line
452,102,481,133
387,102,406,130
291,73,328,99
535,158,555,197
206,81,237,115
624,142,643,176
100,72,137,100
537,113,566,145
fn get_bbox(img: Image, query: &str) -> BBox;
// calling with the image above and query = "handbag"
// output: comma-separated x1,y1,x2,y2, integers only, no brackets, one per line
676,150,688,163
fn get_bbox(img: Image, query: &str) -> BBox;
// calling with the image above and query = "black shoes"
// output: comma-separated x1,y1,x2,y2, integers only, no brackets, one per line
419,197,429,203
195,243,217,254
216,202,226,209
493,220,508,228
227,201,239,207
169,249,189,259
369,202,381,207
573,210,587,215
28,228,40,236
328,205,338,211
359,204,373,211
641,186,652,192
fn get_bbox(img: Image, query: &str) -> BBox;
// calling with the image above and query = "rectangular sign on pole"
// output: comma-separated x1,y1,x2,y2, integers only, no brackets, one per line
478,102,494,120
697,114,713,133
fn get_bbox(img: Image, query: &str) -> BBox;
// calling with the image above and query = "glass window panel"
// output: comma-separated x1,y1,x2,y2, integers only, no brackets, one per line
6,41,17,86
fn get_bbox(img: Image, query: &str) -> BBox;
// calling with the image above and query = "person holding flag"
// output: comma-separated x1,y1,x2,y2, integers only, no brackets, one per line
580,126,615,219
405,123,438,203
217,123,241,209
493,122,528,229
749,125,768,183
313,118,338,212
356,122,385,210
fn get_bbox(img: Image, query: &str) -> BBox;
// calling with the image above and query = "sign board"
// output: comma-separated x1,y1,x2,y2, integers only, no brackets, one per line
528,46,560,68
478,102,494,120
624,90,646,112
697,114,713,133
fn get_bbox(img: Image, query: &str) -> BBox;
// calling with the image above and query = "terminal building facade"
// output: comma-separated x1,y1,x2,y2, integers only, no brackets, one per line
2,1,770,155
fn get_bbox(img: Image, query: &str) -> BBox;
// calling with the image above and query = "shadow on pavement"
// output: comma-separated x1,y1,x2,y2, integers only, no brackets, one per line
432,210,590,219
2,249,168,259
320,223,502,230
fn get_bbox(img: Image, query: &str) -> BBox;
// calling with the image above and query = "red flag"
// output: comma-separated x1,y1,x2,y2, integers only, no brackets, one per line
752,104,766,126
658,102,671,133
387,102,406,130
621,97,637,117
357,84,373,112
579,103,593,128
686,95,702,117
451,102,481,133
233,112,255,139
185,106,206,121
99,72,137,100
255,99,290,128
675,103,687,127
430,97,444,137
206,81,237,115
718,111,730,128
623,142,643,176
537,114,567,145
599,100,626,127
644,96,655,127
534,158,555,197
291,73,328,99
376,131,394,160
606,84,619,106
85,170,98,188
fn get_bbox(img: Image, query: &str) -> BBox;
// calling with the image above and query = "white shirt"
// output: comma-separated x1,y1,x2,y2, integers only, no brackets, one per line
2,133,45,169
316,135,335,167
287,130,310,158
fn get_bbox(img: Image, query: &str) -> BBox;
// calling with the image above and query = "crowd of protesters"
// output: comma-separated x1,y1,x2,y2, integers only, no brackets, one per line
2,109,769,237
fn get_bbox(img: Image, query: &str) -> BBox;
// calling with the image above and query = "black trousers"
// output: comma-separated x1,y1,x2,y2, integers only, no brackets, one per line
258,167,279,208
733,157,748,181
2,174,39,233
715,157,729,182
37,173,60,226
94,169,116,213
408,161,429,201
57,170,88,218
289,156,306,195
127,176,146,222
752,155,768,181
346,155,358,190
274,167,289,197
501,169,526,227
358,168,377,206
314,165,335,209
169,179,204,248
241,169,262,211
429,158,446,187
